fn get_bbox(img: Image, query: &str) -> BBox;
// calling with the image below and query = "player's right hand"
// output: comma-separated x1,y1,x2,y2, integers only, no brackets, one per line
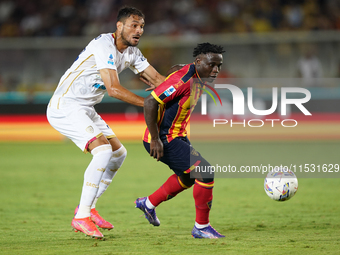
150,138,164,161
139,76,156,91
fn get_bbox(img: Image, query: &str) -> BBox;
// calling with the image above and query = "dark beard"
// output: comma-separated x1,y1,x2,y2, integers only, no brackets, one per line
120,29,136,47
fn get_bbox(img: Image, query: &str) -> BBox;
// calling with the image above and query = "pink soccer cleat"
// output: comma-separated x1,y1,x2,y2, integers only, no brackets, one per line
71,217,104,239
90,208,114,230
74,205,114,230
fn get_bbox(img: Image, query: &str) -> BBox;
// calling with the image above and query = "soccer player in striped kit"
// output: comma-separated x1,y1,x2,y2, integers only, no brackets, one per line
136,43,225,239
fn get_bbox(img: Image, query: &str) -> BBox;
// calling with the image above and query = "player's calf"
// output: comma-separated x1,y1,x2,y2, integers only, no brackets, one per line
93,145,127,205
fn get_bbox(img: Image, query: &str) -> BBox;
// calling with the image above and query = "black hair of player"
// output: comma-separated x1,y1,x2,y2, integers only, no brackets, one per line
193,43,225,57
117,6,145,23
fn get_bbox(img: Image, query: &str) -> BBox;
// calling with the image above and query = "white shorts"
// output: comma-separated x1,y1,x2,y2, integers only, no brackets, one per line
47,105,116,152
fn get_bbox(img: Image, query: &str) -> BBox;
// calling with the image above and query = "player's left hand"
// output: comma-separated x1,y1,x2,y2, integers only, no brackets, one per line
140,76,156,91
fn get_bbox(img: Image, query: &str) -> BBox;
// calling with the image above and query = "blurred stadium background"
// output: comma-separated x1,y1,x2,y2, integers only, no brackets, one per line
0,0,339,141
1,2,339,253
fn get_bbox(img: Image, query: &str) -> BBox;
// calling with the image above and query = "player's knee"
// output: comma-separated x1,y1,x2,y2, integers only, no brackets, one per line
194,175,214,183
199,177,214,183
179,173,195,188
91,144,113,162
110,145,127,170
191,157,215,181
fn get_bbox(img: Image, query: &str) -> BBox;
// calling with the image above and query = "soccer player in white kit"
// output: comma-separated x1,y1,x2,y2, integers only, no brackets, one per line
46,7,165,239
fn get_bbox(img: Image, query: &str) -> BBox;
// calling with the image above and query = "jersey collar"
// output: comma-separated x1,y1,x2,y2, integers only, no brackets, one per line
193,62,206,86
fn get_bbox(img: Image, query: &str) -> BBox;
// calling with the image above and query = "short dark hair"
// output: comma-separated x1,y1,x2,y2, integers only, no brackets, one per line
117,6,145,22
193,43,225,57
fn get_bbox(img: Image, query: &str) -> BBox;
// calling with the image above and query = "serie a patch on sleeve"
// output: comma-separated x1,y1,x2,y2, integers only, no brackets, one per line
164,86,176,97
108,54,114,65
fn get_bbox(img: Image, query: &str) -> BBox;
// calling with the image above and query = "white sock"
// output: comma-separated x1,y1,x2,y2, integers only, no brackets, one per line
75,144,113,219
91,145,127,209
91,197,99,210
90,169,118,209
76,205,91,219
145,197,155,209
195,222,210,229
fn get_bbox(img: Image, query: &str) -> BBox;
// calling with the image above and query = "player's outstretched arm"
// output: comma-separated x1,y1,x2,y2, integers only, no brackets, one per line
144,94,163,161
100,68,145,107
140,65,165,91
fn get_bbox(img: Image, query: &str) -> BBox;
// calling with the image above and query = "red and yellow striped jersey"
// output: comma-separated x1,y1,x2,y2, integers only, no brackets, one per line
143,63,204,143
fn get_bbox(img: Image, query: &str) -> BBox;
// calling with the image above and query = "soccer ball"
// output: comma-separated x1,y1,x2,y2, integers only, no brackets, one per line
264,167,298,201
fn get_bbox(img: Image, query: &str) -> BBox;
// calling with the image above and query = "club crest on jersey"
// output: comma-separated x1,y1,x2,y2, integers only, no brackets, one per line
108,54,114,65
164,86,176,97
86,126,94,133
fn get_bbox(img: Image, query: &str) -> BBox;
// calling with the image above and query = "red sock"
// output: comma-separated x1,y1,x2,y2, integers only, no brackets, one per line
193,180,214,225
149,174,189,206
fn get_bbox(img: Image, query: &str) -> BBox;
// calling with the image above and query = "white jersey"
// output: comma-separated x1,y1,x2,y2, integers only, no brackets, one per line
49,33,150,109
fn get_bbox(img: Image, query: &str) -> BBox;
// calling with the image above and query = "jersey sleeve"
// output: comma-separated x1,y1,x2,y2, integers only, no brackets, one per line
129,48,150,74
151,75,188,105
91,35,118,71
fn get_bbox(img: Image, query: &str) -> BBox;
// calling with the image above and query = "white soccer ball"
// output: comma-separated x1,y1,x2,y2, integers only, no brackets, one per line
264,167,298,201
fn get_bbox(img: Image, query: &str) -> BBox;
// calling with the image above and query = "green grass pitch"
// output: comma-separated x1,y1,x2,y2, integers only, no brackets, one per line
1,141,340,255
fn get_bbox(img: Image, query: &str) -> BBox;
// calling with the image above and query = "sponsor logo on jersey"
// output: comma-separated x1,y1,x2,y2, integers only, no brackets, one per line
191,148,199,156
140,56,146,61
108,54,114,65
164,86,176,97
174,80,183,89
93,83,106,90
